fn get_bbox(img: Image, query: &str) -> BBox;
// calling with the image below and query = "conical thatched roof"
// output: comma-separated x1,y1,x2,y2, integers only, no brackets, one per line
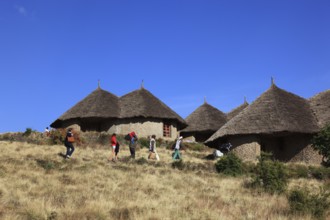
227,99,249,120
180,102,227,133
119,88,187,129
309,89,330,128
51,87,119,127
205,84,320,145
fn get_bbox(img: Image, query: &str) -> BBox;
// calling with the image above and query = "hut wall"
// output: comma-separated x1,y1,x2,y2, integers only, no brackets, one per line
228,135,261,161
259,135,321,164
283,135,321,164
62,119,81,132
107,118,178,140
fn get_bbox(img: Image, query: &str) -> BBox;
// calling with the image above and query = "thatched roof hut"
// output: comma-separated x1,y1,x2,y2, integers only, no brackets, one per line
205,83,321,163
51,85,186,139
180,102,227,142
309,89,330,128
119,87,186,129
226,98,249,120
50,87,120,130
206,83,319,146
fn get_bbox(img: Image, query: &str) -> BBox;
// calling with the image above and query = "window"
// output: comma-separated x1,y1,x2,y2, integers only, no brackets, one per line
163,123,171,137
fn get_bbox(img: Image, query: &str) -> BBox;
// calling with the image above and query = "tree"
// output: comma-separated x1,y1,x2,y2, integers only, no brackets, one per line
312,124,330,166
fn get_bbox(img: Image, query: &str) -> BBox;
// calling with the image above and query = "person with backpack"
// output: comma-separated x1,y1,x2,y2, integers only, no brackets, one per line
128,131,138,159
64,128,75,159
172,136,183,160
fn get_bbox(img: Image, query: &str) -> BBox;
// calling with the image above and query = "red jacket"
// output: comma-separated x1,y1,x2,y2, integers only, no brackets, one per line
111,135,117,146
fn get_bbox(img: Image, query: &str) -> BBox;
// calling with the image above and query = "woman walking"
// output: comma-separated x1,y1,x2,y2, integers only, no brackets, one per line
148,135,159,161
172,136,183,160
109,133,117,162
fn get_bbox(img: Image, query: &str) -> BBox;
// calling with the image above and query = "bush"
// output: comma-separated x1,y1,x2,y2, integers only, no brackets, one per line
312,124,330,167
172,160,185,170
215,153,244,177
252,152,288,194
288,187,330,219
49,129,66,145
135,157,148,165
23,128,33,136
287,164,310,179
184,142,206,151
309,166,330,180
138,137,149,149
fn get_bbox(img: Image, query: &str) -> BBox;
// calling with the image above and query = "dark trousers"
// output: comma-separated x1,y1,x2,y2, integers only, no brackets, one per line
65,142,75,157
129,147,135,159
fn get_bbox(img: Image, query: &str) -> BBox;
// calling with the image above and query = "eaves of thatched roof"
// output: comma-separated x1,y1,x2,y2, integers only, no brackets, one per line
180,102,227,133
227,99,249,120
119,88,187,129
51,87,120,127
205,84,320,145
309,89,330,128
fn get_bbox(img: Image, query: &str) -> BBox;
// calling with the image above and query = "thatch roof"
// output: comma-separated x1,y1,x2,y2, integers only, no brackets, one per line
205,84,320,145
51,87,120,127
227,99,249,120
180,102,227,133
309,89,330,128
119,88,187,129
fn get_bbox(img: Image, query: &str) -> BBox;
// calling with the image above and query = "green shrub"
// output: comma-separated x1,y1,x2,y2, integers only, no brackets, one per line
172,160,185,170
23,128,33,136
312,124,330,167
184,142,206,151
252,152,288,194
138,137,149,149
135,157,148,165
215,153,244,177
49,129,66,145
309,166,330,180
36,159,57,171
288,187,330,219
287,164,310,179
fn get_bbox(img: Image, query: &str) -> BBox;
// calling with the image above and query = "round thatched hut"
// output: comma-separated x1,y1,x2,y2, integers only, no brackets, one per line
226,98,249,121
309,89,330,128
179,101,227,142
115,87,187,139
205,82,322,164
51,86,186,140
50,86,120,132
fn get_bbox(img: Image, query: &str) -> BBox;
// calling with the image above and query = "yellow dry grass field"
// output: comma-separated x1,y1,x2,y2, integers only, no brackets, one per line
0,141,326,220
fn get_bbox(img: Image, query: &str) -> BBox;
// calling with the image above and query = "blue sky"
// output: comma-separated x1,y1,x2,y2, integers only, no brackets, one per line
0,0,329,133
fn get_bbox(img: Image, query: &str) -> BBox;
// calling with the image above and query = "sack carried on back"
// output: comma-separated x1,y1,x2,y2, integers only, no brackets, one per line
68,136,75,143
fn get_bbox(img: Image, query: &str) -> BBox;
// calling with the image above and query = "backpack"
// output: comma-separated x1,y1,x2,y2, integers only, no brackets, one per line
124,134,131,141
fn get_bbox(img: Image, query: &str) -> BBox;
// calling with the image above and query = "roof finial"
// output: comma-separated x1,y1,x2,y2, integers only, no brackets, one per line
141,80,144,89
98,79,101,89
204,96,207,104
271,77,275,86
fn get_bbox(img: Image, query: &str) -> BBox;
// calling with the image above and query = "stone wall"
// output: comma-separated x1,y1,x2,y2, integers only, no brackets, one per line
282,135,322,164
106,118,179,141
228,134,322,164
228,135,261,161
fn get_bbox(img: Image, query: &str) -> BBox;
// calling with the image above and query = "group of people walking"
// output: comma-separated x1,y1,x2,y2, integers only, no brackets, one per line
63,128,184,162
108,131,139,162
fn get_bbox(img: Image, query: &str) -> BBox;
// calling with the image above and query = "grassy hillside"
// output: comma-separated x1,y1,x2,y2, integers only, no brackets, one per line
0,138,329,220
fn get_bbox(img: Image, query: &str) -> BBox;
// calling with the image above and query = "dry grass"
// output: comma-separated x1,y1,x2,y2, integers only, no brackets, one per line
0,141,326,220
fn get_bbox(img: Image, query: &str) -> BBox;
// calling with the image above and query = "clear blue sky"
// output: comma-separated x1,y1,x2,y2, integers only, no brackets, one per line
0,0,329,133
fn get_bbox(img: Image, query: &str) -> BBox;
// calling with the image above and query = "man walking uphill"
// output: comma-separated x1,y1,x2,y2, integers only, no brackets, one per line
64,128,75,159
